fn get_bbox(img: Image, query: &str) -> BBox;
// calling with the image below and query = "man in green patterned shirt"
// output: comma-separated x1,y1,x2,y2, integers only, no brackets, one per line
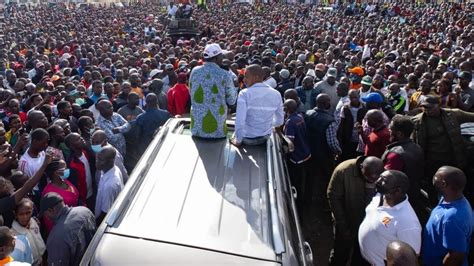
189,43,237,138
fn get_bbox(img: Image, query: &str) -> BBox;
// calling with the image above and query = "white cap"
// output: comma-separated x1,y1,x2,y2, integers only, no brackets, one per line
149,69,162,79
203,43,223,59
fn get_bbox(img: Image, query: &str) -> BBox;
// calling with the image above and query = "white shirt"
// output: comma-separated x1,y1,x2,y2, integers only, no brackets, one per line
235,82,284,143
95,166,124,218
79,153,93,199
358,194,422,266
19,150,45,192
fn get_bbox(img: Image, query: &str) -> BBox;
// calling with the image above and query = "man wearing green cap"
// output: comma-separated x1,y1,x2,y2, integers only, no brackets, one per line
359,75,373,100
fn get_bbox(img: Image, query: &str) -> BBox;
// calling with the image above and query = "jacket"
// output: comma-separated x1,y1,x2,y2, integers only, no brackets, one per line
67,149,96,203
304,108,334,159
296,86,319,111
327,156,367,236
337,104,367,146
381,140,424,203
411,108,474,168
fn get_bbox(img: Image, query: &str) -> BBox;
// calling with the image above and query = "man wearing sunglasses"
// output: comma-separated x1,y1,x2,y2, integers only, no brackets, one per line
358,170,422,266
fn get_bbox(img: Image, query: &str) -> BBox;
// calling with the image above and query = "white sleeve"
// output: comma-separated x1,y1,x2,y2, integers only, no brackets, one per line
396,222,422,254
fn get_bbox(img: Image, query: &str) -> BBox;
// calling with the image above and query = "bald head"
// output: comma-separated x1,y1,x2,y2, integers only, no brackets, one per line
436,166,466,192
366,109,384,128
284,99,298,114
383,170,410,194
316,93,331,110
386,241,418,266
361,156,384,183
91,130,107,146
97,145,116,171
284,89,299,102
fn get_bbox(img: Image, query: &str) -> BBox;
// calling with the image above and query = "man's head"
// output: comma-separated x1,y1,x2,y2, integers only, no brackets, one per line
47,124,65,144
376,170,410,204
326,67,337,86
145,93,159,109
57,101,72,117
98,100,114,119
361,92,383,110
0,226,15,260
244,64,265,88
40,192,65,221
348,89,360,107
64,133,85,152
8,99,20,114
316,93,331,110
27,110,48,129
365,109,384,129
91,130,108,153
302,76,314,90
284,89,300,103
96,146,116,171
420,95,440,117
203,43,224,64
386,240,418,266
336,82,349,97
432,166,466,198
78,116,94,136
360,156,384,183
283,99,298,115
30,128,50,152
459,71,472,89
389,115,414,143
127,92,140,108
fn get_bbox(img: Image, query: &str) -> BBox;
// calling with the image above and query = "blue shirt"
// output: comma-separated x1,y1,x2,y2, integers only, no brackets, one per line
284,113,311,164
11,234,33,264
189,62,237,138
135,108,171,149
96,113,130,156
235,82,284,143
422,196,473,266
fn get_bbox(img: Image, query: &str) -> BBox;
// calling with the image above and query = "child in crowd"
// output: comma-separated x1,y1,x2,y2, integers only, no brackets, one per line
11,198,46,265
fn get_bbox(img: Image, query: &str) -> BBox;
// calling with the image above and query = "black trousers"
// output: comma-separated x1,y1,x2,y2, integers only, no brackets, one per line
329,225,369,266
309,156,335,208
287,160,311,210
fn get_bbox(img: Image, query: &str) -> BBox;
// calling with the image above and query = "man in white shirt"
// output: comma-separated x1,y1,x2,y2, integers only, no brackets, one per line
91,130,128,184
19,129,49,195
358,170,421,266
263,66,277,89
231,64,284,147
95,146,123,224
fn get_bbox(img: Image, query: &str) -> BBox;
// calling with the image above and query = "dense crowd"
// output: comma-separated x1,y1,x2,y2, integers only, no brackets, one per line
0,1,472,265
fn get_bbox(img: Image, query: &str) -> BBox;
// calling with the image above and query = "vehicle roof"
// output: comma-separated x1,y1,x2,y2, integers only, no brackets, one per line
107,130,277,261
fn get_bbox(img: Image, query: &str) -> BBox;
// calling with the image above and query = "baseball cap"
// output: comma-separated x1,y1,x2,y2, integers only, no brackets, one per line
420,95,440,108
361,76,373,86
40,192,64,215
35,62,44,68
203,43,223,59
385,62,395,69
280,69,290,79
349,67,364,76
326,68,337,78
165,64,174,70
315,63,326,72
149,69,162,79
361,92,383,104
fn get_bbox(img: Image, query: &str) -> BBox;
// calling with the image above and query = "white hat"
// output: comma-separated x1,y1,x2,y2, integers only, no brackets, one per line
280,69,290,79
203,43,223,59
149,69,162,78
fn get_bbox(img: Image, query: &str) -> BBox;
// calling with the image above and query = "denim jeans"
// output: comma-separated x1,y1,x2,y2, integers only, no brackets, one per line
241,135,269,146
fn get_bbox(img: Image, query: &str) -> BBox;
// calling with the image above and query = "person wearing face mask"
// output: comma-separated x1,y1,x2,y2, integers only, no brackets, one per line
327,156,384,266
423,166,473,266
40,192,96,266
41,158,80,233
91,130,128,184
358,170,422,266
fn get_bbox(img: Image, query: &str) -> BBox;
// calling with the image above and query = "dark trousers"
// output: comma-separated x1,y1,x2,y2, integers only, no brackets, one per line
329,225,369,266
309,156,335,208
340,141,359,162
287,160,311,210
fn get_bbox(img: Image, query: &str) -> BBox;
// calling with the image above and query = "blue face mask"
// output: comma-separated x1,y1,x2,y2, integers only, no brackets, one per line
89,128,95,135
91,144,102,153
61,169,70,180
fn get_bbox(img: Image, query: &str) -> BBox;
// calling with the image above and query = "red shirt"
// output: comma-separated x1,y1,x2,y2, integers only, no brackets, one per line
364,126,390,158
167,83,190,116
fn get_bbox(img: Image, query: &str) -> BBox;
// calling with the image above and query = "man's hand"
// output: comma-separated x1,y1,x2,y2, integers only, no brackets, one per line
230,137,241,147
112,128,120,134
17,133,29,148
43,152,53,166
355,122,363,135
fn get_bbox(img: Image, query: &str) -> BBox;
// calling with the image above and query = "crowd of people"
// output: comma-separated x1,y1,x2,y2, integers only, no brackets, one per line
0,0,472,265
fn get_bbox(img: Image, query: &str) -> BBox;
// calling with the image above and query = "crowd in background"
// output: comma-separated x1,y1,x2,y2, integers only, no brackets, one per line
0,1,472,265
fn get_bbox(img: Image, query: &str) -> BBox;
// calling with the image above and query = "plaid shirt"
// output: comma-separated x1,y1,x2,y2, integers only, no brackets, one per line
326,121,342,155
